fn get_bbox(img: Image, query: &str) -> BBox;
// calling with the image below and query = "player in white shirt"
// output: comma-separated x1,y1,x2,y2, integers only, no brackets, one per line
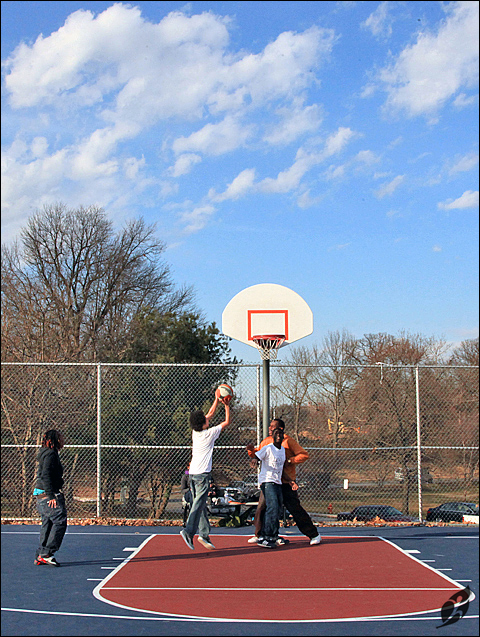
180,388,231,551
248,427,297,549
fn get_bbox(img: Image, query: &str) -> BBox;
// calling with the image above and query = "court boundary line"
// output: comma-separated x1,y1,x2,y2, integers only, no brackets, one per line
92,535,476,623
102,587,458,591
2,608,479,624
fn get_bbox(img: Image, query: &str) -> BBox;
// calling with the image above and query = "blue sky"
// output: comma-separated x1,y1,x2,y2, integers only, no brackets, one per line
1,1,478,362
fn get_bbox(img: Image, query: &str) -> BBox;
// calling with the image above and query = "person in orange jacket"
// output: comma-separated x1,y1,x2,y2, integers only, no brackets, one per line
246,418,321,546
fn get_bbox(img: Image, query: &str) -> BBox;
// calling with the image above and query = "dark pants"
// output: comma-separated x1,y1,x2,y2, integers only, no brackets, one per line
36,493,67,557
259,482,283,542
254,483,318,539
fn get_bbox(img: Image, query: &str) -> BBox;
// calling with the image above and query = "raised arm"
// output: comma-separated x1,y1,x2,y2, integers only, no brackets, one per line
205,389,221,420
212,401,229,430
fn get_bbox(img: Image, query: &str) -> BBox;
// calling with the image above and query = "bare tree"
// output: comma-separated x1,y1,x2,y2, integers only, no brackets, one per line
1,203,194,362
308,330,360,447
449,337,479,366
272,345,321,440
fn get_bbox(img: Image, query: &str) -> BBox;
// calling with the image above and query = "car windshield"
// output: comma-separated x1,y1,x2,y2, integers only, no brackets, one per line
375,506,402,515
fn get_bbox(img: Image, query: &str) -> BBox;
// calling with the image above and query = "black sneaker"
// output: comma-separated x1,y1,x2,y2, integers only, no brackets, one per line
257,539,276,549
180,529,194,550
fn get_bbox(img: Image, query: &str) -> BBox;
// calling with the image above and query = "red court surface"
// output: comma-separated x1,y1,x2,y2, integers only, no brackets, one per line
94,534,466,622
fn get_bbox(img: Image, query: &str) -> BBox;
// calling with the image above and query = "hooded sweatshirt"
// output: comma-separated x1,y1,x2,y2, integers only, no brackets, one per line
35,448,64,499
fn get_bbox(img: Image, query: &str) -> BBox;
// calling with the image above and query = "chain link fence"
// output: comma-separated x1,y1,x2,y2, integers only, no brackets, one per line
1,362,478,524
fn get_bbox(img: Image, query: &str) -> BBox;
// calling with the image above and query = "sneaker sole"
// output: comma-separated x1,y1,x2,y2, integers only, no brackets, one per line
198,538,215,550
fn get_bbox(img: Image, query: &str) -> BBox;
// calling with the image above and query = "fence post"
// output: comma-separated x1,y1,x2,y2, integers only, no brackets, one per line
415,366,423,523
96,363,102,518
256,365,261,446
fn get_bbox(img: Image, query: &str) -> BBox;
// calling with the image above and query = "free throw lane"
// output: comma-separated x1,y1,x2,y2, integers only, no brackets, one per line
94,535,469,621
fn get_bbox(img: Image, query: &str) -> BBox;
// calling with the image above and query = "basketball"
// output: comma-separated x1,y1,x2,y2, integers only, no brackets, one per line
217,383,234,402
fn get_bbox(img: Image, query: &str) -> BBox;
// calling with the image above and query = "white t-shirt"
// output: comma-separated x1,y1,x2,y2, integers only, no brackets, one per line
255,443,286,485
189,424,223,474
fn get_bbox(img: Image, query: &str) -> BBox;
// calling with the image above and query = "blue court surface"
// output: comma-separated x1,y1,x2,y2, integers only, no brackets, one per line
1,524,478,636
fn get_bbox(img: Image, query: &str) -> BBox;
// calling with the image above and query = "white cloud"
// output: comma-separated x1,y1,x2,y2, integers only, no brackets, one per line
324,164,346,180
432,245,442,252
361,1,394,39
2,5,338,236
438,190,479,210
180,204,216,234
170,154,202,177
263,98,323,145
375,174,405,198
354,150,380,165
378,1,479,117
448,152,479,175
323,127,356,157
453,92,478,108
172,116,254,157
258,126,357,194
210,168,257,202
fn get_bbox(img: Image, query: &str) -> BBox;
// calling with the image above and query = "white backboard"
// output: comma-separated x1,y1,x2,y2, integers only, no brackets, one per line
222,283,313,349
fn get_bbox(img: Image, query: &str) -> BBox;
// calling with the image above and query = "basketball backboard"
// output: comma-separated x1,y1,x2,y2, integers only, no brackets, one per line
222,283,313,350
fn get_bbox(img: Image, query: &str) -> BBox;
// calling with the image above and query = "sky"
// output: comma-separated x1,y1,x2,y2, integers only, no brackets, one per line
1,1,479,362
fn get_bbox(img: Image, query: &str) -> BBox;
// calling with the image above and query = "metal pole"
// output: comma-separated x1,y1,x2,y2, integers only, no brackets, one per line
415,366,423,523
96,364,102,518
262,358,270,440
256,365,261,446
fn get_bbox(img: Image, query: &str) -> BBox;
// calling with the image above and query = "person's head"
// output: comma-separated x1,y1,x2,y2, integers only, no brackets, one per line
272,427,284,448
269,418,285,435
42,429,64,450
190,410,207,432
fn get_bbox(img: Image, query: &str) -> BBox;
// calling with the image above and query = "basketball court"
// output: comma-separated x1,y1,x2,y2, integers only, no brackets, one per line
3,285,478,635
2,524,478,636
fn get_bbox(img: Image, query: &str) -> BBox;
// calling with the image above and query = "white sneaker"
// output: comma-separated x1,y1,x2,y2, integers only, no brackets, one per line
310,535,322,545
198,536,215,550
247,536,260,543
276,537,290,546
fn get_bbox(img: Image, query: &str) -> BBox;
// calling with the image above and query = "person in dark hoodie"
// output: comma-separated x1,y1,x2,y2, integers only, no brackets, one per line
33,429,67,566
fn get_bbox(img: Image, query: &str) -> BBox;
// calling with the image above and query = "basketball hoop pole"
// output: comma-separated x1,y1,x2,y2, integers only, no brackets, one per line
262,359,270,440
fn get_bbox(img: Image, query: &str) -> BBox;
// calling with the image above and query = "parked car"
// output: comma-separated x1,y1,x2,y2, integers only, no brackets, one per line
394,467,433,483
425,502,479,523
337,505,416,522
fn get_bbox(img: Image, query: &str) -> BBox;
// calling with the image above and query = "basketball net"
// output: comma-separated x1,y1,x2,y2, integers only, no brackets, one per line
252,335,285,361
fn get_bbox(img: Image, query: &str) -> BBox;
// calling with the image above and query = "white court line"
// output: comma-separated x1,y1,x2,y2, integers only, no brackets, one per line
91,534,476,623
404,549,421,553
102,586,458,591
2,608,479,624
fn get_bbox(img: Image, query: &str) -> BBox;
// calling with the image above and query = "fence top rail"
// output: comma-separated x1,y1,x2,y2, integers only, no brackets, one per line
1,362,477,369
4,444,478,451
0,362,260,368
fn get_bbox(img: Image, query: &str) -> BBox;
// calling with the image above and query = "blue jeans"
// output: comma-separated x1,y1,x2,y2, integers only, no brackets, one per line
185,473,211,539
35,493,67,557
260,482,283,542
